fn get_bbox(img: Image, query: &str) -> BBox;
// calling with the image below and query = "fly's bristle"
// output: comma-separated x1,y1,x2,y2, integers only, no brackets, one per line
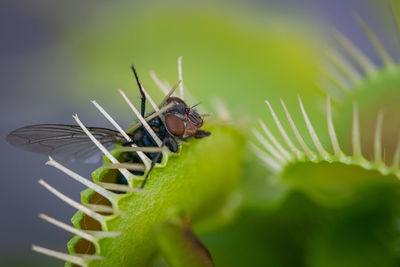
38,179,105,223
32,245,103,267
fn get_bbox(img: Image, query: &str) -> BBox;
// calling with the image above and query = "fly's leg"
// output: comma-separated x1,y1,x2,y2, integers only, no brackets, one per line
131,64,146,117
140,138,168,189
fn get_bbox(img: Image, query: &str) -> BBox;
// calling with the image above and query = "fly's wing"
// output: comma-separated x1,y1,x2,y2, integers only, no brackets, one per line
6,124,126,163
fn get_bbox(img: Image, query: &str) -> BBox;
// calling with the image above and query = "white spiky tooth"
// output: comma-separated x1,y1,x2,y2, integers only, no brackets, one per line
47,157,119,205
91,100,131,141
97,182,145,193
265,100,303,159
118,88,163,147
354,13,395,68
323,62,353,92
38,179,104,223
106,163,145,172
392,137,400,171
91,100,151,168
73,114,136,184
252,129,286,164
258,120,292,161
351,103,364,160
280,99,317,161
127,102,174,133
39,213,97,243
150,71,170,95
32,245,103,267
249,143,281,172
332,29,376,74
158,80,182,108
326,49,361,85
298,96,331,161
178,56,184,100
326,97,346,160
315,79,345,103
374,110,384,165
212,98,232,121
140,85,160,112
83,204,115,214
86,230,121,238
116,146,164,153
256,98,400,178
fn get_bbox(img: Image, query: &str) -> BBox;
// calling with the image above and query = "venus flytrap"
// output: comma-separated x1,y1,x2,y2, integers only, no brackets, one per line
30,61,245,266
249,5,399,207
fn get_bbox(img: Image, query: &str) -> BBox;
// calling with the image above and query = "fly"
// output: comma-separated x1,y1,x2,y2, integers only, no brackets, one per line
6,65,211,188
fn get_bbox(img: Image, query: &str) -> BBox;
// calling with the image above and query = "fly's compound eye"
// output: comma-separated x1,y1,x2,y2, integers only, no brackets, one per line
165,114,185,137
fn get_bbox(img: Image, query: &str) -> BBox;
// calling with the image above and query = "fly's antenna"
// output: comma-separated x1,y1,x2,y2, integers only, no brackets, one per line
191,103,201,109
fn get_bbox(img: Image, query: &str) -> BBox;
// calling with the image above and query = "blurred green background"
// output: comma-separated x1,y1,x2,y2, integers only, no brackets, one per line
2,0,400,266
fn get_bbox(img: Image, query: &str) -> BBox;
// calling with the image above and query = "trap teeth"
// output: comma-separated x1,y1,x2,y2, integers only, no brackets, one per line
321,13,398,100
253,97,400,179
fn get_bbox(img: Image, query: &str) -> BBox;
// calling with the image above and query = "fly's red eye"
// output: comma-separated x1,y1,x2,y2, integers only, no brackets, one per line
165,114,185,137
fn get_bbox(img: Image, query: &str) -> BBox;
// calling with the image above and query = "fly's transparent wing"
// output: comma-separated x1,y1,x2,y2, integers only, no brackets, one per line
6,124,126,163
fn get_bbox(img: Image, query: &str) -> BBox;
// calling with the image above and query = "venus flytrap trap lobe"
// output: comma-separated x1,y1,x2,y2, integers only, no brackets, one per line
320,8,400,166
252,95,400,205
7,59,244,266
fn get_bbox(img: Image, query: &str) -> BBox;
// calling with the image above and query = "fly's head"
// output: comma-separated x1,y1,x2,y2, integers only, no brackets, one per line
164,97,211,139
